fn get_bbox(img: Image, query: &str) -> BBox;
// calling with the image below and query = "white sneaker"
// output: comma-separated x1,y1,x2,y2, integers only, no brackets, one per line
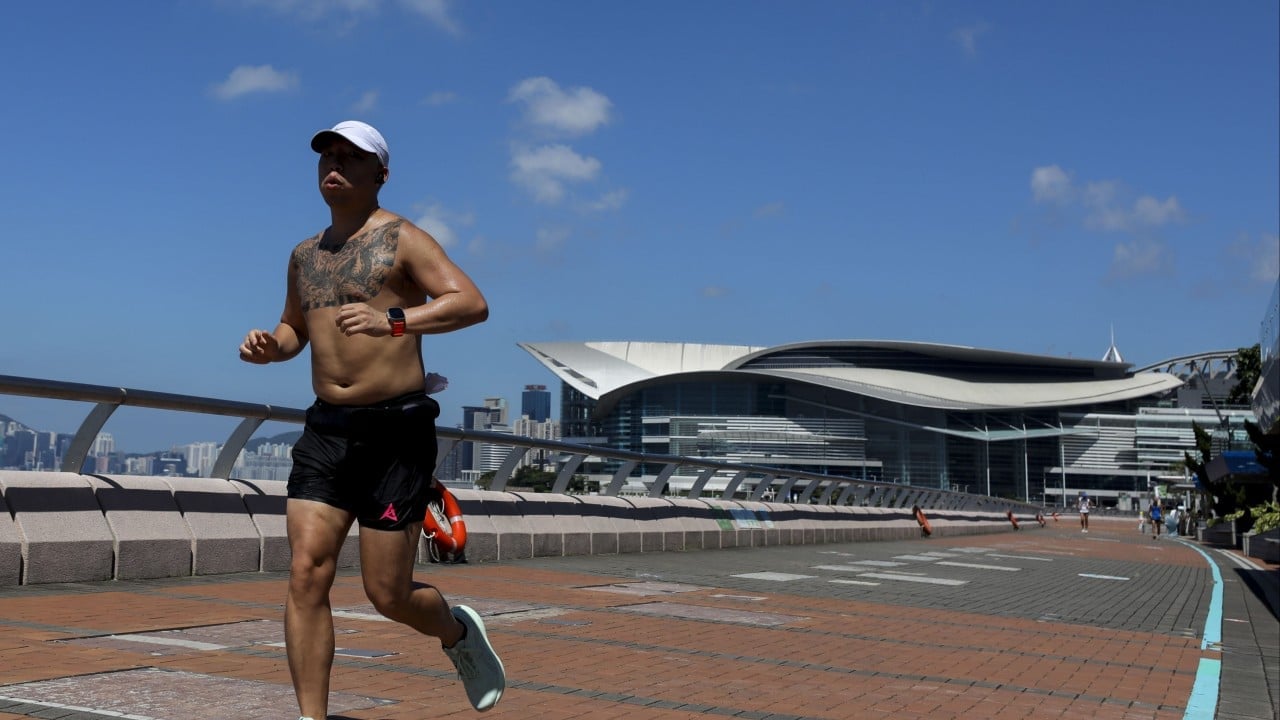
444,605,506,711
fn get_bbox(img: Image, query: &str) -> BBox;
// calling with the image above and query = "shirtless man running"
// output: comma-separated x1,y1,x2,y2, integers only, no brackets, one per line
239,120,504,718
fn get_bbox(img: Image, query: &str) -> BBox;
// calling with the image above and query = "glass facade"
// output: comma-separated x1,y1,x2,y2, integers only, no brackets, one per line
546,343,1256,504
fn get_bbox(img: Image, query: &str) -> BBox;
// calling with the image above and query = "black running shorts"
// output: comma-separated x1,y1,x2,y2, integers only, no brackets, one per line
288,391,440,531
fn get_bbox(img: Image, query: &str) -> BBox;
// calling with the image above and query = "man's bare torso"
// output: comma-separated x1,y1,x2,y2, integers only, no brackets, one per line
292,216,426,405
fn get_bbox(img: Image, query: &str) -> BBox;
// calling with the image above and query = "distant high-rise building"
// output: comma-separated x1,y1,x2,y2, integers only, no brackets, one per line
512,415,561,471
483,397,508,426
181,442,220,477
475,424,513,473
91,432,114,456
521,384,551,422
459,404,491,472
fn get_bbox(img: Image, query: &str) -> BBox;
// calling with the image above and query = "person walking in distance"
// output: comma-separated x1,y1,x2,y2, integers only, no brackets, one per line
1149,501,1163,540
239,120,505,718
1078,492,1092,533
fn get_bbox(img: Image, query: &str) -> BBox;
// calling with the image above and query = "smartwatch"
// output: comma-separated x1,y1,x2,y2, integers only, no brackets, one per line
386,307,406,337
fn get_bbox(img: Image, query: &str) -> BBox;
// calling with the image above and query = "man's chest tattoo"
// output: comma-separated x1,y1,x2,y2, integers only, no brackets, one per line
296,220,401,311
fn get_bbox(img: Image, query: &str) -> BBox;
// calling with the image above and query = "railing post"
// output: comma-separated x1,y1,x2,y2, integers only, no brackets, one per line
552,454,591,494
61,403,119,473
687,467,718,499
211,417,265,479
603,459,638,496
647,463,680,498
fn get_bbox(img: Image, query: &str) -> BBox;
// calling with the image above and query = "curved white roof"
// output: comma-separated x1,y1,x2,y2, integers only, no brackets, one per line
518,340,1183,412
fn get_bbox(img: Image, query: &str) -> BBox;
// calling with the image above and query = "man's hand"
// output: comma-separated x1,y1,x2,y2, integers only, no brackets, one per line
239,329,282,364
335,303,392,337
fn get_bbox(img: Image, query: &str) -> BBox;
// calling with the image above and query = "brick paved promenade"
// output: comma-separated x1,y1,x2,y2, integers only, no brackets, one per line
0,516,1274,720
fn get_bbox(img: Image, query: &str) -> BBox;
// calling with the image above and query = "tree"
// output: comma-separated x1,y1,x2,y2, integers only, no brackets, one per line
1227,344,1261,405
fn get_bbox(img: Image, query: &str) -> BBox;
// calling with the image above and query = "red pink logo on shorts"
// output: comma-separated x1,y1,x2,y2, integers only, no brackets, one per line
380,503,399,523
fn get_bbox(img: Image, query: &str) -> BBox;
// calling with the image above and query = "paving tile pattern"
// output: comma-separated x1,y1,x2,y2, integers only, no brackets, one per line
0,516,1272,720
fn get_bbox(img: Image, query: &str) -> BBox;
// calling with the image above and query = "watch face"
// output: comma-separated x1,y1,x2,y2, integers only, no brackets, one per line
387,307,406,321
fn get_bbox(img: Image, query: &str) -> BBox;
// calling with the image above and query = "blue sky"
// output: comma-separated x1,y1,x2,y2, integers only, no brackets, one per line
1,1,1277,453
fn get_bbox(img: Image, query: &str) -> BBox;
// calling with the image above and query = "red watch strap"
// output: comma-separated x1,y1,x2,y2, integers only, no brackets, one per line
390,318,406,337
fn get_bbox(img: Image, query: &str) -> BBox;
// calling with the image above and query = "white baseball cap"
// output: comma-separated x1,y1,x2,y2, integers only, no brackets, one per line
310,120,390,167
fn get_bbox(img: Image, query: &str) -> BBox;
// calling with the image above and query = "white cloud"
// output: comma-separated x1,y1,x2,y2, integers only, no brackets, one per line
509,77,612,136
210,64,298,100
421,90,457,106
535,226,571,254
397,0,459,34
352,90,379,114
1029,165,1190,280
701,286,729,298
753,201,785,218
951,21,990,58
510,144,602,204
413,202,474,249
1228,231,1280,284
1109,238,1173,280
1030,165,1071,205
1032,167,1185,233
240,0,458,33
1084,189,1184,232
238,0,377,25
1130,195,1186,227
583,189,629,212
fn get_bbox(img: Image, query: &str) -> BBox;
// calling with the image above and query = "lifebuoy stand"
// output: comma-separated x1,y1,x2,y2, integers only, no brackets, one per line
422,481,467,563
1006,510,1020,530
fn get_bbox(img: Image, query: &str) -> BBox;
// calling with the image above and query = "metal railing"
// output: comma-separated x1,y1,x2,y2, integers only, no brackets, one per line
0,373,1037,513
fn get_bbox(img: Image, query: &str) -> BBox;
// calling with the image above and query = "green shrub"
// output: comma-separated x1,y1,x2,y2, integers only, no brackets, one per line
1251,501,1280,534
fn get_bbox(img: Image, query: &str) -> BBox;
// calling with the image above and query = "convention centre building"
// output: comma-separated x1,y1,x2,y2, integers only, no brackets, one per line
519,339,1256,509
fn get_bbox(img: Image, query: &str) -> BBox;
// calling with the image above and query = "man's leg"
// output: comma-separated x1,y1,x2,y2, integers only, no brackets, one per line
358,522,462,642
360,523,505,711
286,499,354,720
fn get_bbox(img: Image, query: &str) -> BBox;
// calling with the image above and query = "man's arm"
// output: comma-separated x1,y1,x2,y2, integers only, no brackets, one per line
396,221,489,334
240,255,310,363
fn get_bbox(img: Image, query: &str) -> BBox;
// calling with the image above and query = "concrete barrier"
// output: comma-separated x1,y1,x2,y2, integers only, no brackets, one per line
702,498,744,548
596,495,645,554
90,475,193,580
667,497,722,551
0,470,1036,586
230,478,290,572
575,495,623,556
481,492,534,561
0,487,22,586
169,477,261,575
1243,527,1280,564
625,496,680,552
0,471,114,584
509,489,588,558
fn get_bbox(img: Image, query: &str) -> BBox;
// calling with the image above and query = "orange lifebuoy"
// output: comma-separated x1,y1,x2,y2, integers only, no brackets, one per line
422,484,467,560
1006,510,1020,530
913,505,933,536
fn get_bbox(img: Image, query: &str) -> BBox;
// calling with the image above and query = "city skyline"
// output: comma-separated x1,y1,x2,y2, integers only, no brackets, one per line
0,384,556,458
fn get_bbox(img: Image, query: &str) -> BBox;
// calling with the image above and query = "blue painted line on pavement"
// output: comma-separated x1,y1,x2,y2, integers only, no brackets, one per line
1175,538,1223,720
1184,658,1221,720
1176,538,1223,649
